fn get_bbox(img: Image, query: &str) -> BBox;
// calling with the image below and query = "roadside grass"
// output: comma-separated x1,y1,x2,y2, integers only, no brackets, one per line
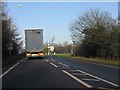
2,54,24,68
56,53,120,67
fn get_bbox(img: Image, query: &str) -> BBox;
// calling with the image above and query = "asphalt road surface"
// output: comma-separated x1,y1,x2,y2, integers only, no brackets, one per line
2,56,120,89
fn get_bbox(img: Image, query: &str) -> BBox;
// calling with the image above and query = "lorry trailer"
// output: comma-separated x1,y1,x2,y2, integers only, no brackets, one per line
25,28,43,58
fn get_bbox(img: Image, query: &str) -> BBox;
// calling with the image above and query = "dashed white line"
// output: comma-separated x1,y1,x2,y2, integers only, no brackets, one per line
77,70,119,87
0,58,24,78
45,59,49,62
50,62,58,68
62,70,92,88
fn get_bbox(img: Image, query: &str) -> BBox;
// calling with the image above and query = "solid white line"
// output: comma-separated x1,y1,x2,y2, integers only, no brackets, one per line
58,56,120,69
62,70,92,88
50,62,58,68
77,70,119,87
82,78,100,81
100,64,120,69
83,60,120,69
59,62,69,67
0,59,24,78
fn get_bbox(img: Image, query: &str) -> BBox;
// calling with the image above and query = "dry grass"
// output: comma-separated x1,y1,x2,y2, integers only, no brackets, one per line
56,54,120,67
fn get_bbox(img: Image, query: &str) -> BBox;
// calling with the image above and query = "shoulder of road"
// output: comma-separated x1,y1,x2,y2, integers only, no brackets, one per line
55,54,120,69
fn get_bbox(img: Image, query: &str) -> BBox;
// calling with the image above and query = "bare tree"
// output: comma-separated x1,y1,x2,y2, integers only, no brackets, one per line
69,9,119,59
69,9,116,43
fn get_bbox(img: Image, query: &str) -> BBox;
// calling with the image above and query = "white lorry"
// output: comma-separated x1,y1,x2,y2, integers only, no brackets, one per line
25,28,44,58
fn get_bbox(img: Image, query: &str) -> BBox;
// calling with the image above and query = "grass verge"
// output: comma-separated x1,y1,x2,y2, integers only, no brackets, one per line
2,54,24,69
56,53,120,67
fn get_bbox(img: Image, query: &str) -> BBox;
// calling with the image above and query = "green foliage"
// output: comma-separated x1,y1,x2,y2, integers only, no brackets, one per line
69,9,119,60
2,2,22,58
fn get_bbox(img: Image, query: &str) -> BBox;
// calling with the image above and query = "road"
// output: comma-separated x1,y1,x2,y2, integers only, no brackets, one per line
2,56,120,89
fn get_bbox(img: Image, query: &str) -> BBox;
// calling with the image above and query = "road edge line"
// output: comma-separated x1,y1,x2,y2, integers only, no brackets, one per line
0,58,24,78
57,56,120,69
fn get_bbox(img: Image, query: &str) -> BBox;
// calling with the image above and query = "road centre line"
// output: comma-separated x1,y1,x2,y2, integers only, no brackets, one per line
77,70,119,87
0,58,24,78
50,62,58,68
62,70,92,88
45,59,49,62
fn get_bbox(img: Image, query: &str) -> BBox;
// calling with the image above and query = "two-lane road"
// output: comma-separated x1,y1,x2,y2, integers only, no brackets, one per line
2,57,84,88
2,56,119,89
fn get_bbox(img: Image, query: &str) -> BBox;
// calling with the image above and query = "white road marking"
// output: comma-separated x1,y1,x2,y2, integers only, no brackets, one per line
58,62,69,67
67,70,77,72
58,56,120,69
82,79,100,81
77,70,119,87
100,64,120,69
72,73,86,76
50,62,58,68
82,60,120,69
45,59,49,62
51,59,55,62
62,64,69,67
98,87,112,90
0,58,24,78
61,66,70,69
62,70,92,88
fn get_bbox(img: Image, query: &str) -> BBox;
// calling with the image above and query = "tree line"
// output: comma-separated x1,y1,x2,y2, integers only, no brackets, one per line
2,2,22,59
69,9,120,60
43,41,72,54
